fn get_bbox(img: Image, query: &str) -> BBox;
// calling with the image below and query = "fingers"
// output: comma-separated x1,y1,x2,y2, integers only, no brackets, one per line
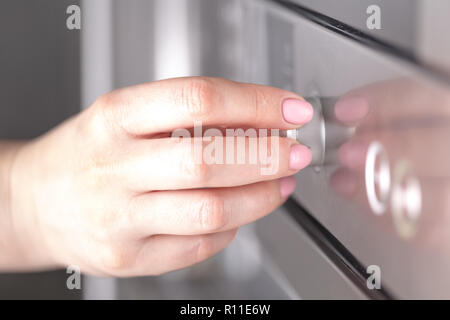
117,136,310,190
127,229,237,276
100,77,313,136
126,177,296,236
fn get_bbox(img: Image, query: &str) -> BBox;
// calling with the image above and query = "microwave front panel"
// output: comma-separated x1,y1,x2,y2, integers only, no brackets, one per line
246,0,450,299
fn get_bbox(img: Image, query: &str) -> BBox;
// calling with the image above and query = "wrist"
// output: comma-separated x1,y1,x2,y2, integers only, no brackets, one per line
0,141,27,269
0,140,58,270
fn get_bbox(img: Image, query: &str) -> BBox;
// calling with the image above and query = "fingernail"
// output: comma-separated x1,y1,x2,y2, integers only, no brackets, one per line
280,176,296,198
282,99,314,124
334,96,369,123
289,144,312,170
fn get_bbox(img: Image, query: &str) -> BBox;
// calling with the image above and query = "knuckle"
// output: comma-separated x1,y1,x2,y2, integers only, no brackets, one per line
97,245,131,272
250,86,266,124
181,78,217,120
91,212,114,231
82,95,112,138
88,211,121,242
195,194,227,232
181,148,211,184
229,228,239,240
93,91,116,123
91,89,130,136
195,236,216,262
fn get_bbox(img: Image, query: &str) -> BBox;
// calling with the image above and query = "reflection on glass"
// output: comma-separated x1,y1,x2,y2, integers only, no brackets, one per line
323,78,450,245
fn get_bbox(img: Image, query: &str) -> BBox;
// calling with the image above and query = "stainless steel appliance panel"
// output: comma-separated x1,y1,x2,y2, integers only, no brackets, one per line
247,0,450,299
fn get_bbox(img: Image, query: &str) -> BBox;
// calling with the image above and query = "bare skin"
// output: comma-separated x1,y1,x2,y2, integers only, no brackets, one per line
0,77,313,277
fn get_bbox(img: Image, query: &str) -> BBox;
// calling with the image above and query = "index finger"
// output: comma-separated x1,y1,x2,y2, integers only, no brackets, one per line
99,76,314,136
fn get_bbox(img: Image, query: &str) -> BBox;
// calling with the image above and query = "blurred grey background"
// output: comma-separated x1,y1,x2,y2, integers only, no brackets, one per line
0,0,80,299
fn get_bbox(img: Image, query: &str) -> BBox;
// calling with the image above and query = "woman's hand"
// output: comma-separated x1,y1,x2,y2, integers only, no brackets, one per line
3,77,313,276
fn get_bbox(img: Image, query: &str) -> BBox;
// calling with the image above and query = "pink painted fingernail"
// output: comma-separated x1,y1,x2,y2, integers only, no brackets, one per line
282,99,314,124
334,96,369,123
280,176,296,198
289,144,312,170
